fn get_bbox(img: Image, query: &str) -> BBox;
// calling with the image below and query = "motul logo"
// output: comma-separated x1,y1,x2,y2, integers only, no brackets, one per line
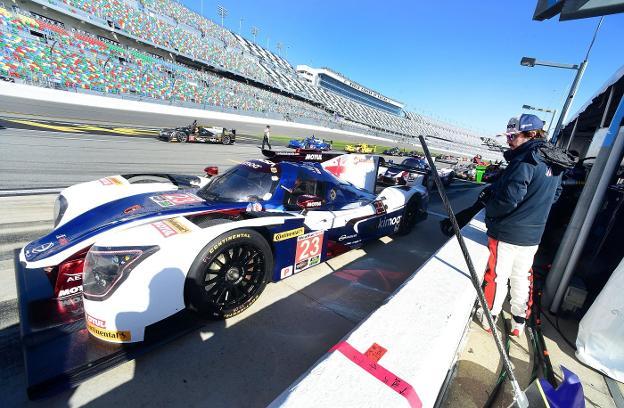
305,154,322,160
58,285,83,298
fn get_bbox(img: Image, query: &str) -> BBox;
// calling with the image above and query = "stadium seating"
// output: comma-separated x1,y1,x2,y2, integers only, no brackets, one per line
0,1,495,156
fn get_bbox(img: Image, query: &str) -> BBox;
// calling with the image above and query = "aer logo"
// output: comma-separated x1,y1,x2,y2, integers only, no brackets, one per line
66,273,82,282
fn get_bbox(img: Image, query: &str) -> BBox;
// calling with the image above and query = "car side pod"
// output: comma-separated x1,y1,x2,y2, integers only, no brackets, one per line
14,248,210,400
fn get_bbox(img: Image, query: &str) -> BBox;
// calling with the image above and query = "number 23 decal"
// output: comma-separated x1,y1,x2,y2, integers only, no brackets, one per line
296,231,324,263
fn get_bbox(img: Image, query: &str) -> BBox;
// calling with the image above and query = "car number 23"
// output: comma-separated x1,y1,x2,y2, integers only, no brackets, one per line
295,231,324,263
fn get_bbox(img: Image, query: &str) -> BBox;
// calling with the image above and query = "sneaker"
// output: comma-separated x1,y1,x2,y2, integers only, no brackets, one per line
511,316,526,337
476,308,497,333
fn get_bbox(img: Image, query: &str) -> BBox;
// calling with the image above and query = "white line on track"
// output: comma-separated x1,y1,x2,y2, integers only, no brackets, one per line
427,210,449,218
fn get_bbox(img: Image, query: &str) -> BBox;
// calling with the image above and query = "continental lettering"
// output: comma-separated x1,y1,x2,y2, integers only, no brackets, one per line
87,321,132,342
273,227,305,242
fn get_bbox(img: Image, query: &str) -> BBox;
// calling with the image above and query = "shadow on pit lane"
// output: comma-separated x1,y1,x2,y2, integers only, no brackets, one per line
11,183,485,408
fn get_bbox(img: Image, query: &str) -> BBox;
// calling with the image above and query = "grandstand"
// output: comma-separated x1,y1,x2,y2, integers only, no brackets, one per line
0,0,497,157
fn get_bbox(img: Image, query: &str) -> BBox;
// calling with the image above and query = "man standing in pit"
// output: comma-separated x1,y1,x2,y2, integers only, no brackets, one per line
262,125,272,150
479,114,569,336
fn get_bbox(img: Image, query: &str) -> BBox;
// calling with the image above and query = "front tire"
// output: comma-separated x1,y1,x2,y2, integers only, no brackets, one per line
222,135,231,145
185,229,273,319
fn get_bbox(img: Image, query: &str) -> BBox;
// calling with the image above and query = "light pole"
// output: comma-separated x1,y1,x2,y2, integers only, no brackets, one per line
520,16,603,144
266,37,270,49
217,5,228,28
239,18,243,34
276,42,283,56
522,104,557,133
251,26,259,44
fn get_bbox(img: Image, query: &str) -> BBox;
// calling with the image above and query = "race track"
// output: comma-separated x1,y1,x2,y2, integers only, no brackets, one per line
0,125,484,407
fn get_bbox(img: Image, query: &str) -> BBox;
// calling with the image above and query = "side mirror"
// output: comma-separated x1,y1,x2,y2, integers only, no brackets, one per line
204,166,219,176
296,195,323,210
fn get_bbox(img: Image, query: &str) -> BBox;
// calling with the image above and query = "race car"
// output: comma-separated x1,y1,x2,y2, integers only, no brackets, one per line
344,143,376,153
18,154,428,345
378,157,455,190
158,125,236,144
288,135,332,151
382,147,405,156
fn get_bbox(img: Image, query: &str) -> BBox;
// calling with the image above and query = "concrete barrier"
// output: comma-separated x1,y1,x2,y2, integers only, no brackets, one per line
270,212,490,408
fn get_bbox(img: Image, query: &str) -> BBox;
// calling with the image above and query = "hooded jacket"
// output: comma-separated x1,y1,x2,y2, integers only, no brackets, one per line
485,139,568,246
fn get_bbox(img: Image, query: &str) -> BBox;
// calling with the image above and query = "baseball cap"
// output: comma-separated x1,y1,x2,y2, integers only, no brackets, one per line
506,114,544,134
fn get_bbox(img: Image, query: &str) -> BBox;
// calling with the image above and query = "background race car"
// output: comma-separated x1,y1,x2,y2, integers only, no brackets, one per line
18,154,428,346
158,125,236,144
344,143,376,153
287,135,332,150
382,147,405,156
378,157,455,190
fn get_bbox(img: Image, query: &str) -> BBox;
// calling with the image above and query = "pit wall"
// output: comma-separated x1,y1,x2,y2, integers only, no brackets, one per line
270,212,490,408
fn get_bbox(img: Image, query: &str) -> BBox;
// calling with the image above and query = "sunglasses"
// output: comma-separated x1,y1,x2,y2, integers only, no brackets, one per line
506,132,521,141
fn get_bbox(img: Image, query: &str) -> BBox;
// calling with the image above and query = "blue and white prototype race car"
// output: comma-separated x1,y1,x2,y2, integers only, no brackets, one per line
287,135,332,151
19,154,428,344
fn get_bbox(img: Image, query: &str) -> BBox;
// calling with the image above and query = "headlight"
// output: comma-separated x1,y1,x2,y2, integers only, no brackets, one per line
83,246,159,301
53,195,68,227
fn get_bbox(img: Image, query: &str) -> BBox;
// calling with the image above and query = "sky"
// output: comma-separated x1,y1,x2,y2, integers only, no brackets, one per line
181,0,624,135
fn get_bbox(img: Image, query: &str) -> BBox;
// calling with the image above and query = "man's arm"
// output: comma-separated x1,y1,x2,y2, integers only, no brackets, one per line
553,176,563,204
486,162,534,219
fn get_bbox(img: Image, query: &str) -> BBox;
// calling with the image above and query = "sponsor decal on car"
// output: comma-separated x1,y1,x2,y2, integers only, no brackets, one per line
123,204,142,214
373,200,386,215
58,285,83,298
86,313,106,329
378,215,403,232
280,265,294,279
273,227,305,242
305,154,323,161
65,273,82,283
86,320,131,342
151,217,191,238
295,231,324,272
31,242,54,253
98,176,123,186
149,193,203,208
338,233,357,242
56,234,69,245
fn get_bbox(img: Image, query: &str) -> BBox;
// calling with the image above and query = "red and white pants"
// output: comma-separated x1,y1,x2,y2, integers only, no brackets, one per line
482,237,538,321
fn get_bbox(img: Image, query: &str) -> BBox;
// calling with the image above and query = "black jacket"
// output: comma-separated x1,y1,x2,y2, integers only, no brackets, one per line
485,139,564,246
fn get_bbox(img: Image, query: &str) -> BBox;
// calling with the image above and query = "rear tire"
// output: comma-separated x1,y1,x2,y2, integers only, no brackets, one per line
185,229,273,319
222,135,231,145
397,196,425,236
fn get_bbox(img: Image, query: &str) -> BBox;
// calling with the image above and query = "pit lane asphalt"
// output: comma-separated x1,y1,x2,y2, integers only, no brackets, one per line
0,127,485,407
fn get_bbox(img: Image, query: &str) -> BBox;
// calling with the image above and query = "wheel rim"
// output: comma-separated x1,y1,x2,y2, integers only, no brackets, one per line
202,244,266,311
223,136,230,144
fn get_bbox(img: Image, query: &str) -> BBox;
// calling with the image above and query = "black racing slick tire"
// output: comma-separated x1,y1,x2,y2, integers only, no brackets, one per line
185,229,273,319
176,132,188,143
222,135,231,145
397,196,425,236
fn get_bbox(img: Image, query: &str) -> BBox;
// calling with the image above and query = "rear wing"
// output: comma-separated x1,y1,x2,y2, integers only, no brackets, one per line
321,154,380,193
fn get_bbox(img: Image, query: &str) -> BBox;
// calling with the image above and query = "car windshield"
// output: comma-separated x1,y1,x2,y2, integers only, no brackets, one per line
198,165,279,202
